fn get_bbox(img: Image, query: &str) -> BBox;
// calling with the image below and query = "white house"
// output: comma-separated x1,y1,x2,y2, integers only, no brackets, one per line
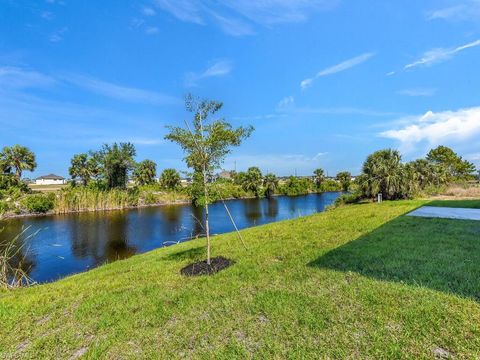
35,174,66,185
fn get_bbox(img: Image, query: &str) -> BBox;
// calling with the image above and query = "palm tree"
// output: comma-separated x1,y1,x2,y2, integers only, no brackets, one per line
242,167,263,197
360,149,406,200
69,153,99,186
263,173,278,198
0,145,37,179
313,168,325,189
93,143,136,189
133,160,157,185
336,171,351,191
160,168,181,190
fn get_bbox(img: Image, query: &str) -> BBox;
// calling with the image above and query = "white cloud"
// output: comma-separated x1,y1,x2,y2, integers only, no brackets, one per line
145,26,159,34
380,107,480,152
220,0,337,26
277,96,295,111
41,11,54,20
49,27,68,42
405,39,480,69
64,74,178,105
466,153,480,161
154,0,205,25
0,66,57,89
301,52,374,89
209,11,254,36
428,1,480,21
398,88,436,97
184,60,232,87
142,7,156,16
153,0,337,36
0,66,178,106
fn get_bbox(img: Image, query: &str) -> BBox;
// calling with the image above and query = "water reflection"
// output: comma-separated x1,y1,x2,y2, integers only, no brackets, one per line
0,193,341,283
244,199,262,224
265,198,279,219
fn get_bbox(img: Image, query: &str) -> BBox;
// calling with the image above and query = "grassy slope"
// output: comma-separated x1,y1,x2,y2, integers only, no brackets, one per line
1,200,480,359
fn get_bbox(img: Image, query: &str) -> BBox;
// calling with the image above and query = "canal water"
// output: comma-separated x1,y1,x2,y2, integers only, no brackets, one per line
0,192,341,283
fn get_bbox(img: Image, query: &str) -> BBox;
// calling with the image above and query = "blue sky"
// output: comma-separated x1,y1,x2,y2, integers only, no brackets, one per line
1,0,480,178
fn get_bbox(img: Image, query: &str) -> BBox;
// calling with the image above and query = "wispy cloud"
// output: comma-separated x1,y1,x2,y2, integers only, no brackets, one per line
380,106,480,152
142,7,156,17
276,96,295,111
220,0,337,26
428,1,480,21
301,53,374,90
398,88,436,97
405,39,480,70
209,11,254,36
40,11,54,20
0,66,178,106
64,74,178,105
145,26,159,34
154,0,205,25
153,0,337,36
184,60,232,87
0,66,57,89
275,95,398,117
49,27,68,42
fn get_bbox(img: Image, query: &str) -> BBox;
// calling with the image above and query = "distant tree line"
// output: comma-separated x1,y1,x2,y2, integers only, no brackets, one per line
344,145,477,203
68,143,182,191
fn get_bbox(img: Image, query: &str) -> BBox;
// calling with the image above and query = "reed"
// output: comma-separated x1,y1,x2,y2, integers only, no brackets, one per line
52,187,190,214
0,227,37,289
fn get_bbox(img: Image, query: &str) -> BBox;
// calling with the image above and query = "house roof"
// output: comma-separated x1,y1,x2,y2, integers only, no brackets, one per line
37,174,65,180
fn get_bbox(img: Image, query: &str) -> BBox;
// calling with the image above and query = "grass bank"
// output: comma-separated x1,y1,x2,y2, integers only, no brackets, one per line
1,200,480,358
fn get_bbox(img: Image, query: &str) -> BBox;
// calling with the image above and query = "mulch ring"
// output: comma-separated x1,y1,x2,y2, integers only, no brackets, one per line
180,256,234,276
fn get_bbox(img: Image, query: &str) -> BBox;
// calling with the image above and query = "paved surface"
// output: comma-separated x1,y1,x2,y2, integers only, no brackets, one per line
407,206,480,221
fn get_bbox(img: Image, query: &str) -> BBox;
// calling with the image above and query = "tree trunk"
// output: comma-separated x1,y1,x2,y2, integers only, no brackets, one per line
203,165,211,265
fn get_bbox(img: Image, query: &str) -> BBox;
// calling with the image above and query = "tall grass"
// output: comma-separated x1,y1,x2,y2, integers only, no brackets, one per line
0,227,38,289
53,187,189,214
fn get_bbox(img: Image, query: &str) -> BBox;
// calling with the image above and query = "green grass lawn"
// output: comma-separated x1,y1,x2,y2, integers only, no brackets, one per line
428,199,480,209
1,200,480,359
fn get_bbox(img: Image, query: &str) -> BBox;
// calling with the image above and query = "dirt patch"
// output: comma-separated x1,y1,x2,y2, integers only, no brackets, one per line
70,346,88,359
433,347,454,359
180,256,234,276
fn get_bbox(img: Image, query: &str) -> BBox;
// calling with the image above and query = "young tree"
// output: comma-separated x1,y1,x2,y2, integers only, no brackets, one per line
313,168,325,189
133,160,157,185
69,153,100,186
242,166,263,197
336,171,352,191
426,146,476,181
263,173,278,198
0,145,37,179
93,143,136,189
165,94,253,265
160,168,181,190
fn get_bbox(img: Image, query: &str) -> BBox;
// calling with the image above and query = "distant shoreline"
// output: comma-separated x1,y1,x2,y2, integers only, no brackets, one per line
0,192,337,221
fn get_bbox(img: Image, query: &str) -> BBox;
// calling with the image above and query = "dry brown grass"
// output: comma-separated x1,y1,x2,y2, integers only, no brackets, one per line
431,183,480,200
28,184,68,192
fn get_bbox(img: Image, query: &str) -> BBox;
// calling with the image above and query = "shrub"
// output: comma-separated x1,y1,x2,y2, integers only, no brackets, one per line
279,177,314,196
319,179,342,192
143,192,158,205
22,194,55,214
334,193,362,206
0,200,10,215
